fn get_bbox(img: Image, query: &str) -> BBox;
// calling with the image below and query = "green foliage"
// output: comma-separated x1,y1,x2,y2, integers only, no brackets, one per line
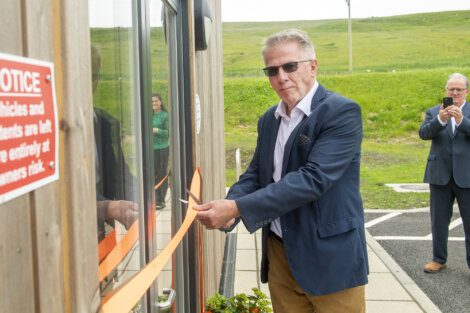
223,11,470,210
205,288,272,313
90,11,470,210
223,11,470,76
360,139,431,209
225,69,470,140
226,137,431,209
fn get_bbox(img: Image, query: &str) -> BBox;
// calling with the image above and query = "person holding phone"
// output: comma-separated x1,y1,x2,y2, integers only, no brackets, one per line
419,73,470,273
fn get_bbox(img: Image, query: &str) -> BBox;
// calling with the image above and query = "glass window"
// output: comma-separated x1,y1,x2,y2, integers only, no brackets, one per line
150,1,176,311
88,1,186,312
89,0,143,306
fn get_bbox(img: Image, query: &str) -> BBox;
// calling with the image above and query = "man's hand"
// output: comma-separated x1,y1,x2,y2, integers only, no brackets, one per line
106,200,139,230
448,106,464,124
439,105,453,123
194,199,240,230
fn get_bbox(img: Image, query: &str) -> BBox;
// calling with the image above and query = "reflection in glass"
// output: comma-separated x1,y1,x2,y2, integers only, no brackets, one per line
152,93,169,211
89,0,142,302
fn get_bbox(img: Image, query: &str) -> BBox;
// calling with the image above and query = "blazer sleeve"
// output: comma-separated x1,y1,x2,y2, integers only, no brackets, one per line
419,106,446,140
236,99,363,233
456,115,470,137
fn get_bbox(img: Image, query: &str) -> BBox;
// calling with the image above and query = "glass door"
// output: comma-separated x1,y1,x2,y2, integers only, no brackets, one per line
89,0,193,312
89,0,147,311
147,1,197,312
147,1,186,312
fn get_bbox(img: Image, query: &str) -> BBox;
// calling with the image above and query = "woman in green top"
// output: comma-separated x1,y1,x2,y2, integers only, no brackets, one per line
152,93,169,210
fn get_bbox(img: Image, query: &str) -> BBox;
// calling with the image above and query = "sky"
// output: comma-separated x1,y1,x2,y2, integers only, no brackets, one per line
89,0,469,27
222,0,470,22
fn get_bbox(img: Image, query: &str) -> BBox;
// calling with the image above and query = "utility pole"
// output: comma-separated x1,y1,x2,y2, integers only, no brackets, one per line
346,0,352,73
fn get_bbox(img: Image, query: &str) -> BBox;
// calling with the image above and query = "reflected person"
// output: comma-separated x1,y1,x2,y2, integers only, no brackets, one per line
91,45,138,240
152,93,169,210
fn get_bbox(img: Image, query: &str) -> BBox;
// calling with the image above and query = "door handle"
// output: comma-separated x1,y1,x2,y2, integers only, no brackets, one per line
155,288,176,310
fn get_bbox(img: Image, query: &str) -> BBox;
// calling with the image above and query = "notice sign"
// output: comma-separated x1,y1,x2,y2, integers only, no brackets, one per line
0,53,59,204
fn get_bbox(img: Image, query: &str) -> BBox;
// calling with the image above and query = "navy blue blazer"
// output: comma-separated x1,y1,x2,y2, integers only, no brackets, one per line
227,84,369,295
419,101,470,188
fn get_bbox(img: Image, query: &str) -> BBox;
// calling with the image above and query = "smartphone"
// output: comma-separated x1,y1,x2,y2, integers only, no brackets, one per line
443,97,453,108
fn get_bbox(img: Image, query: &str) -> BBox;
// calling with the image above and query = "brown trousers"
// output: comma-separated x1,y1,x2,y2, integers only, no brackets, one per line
267,235,365,313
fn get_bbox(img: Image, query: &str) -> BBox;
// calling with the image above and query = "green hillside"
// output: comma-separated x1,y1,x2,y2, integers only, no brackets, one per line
223,11,470,209
90,11,470,209
223,10,470,76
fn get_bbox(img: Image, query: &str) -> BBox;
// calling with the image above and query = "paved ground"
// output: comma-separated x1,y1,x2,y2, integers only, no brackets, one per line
366,208,470,313
233,221,441,312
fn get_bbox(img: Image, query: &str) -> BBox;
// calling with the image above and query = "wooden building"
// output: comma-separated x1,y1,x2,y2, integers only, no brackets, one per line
0,0,226,312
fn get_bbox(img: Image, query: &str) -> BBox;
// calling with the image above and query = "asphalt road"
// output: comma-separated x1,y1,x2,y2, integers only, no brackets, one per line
365,209,469,313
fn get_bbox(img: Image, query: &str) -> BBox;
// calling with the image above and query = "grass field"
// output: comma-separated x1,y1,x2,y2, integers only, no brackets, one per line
222,10,470,209
90,10,470,209
222,11,470,76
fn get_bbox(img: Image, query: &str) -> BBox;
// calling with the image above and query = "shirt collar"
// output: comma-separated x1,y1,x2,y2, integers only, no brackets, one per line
274,81,318,119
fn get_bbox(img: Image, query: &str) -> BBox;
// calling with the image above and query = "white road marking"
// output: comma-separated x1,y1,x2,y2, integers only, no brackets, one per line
364,208,429,214
374,236,464,241
449,217,463,231
366,210,465,241
423,217,462,239
365,212,402,228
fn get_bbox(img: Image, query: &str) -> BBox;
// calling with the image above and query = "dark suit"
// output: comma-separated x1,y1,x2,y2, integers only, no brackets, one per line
419,102,470,268
227,84,368,296
94,108,135,240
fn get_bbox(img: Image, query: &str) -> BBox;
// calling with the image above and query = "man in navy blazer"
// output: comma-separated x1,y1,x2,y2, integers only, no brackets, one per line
419,73,470,274
196,29,368,312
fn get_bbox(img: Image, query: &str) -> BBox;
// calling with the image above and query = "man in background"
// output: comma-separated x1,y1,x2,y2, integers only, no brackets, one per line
419,73,470,273
196,29,368,312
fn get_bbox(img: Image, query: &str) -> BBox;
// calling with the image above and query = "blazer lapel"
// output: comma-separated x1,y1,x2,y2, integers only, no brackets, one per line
265,114,281,182
310,84,328,112
281,84,328,175
93,111,104,191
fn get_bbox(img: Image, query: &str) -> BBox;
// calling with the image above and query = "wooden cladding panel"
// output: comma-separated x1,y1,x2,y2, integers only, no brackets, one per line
0,0,23,54
0,2,36,313
24,0,65,312
58,0,100,312
0,0,99,312
0,198,36,312
194,0,227,298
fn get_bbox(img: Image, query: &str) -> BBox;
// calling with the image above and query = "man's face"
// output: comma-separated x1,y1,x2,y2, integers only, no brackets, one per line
446,77,468,106
264,41,317,111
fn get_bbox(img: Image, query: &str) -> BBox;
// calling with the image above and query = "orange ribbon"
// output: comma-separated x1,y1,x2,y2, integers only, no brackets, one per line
98,170,171,279
98,220,139,282
155,171,170,190
101,168,202,313
98,229,117,263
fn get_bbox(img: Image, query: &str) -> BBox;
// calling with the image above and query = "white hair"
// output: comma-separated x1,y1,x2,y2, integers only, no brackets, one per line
447,73,469,88
262,28,316,60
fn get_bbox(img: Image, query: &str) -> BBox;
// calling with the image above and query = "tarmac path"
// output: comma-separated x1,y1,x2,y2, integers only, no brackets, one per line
365,208,469,313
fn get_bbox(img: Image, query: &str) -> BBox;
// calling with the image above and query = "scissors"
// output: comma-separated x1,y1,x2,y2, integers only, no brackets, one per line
179,188,202,205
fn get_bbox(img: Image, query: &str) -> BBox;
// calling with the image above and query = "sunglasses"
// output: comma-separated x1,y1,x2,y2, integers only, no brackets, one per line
263,60,312,77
